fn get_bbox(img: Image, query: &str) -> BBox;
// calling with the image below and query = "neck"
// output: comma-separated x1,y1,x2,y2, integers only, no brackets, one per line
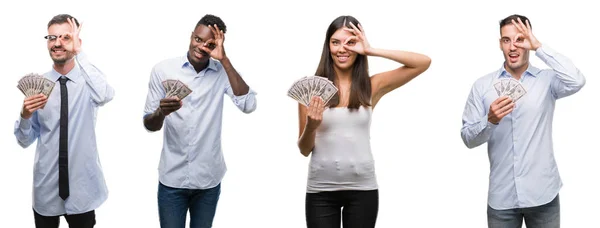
188,53,209,73
334,67,352,84
53,59,76,76
505,62,529,80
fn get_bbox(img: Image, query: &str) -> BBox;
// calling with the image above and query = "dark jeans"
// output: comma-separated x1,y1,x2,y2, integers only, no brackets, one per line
158,181,221,228
488,194,560,228
33,209,95,228
306,189,378,228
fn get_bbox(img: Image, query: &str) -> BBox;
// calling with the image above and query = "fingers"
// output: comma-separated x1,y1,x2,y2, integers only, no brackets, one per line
208,24,218,37
23,95,48,115
525,19,532,31
159,98,182,115
203,38,217,49
511,19,523,33
308,96,325,117
343,36,358,46
67,18,74,31
497,106,514,119
316,97,325,116
348,22,362,36
497,101,515,114
357,23,365,35
494,97,514,110
161,97,180,102
512,18,529,34
209,24,224,40
27,100,47,110
307,96,317,113
160,98,181,108
493,96,509,105
68,18,77,33
24,94,47,105
199,46,214,55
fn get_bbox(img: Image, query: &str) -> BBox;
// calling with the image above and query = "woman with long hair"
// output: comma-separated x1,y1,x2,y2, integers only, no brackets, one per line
297,15,431,228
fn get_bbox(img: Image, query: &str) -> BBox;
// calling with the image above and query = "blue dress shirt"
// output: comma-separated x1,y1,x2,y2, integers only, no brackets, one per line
14,52,115,216
143,56,257,190
461,44,585,210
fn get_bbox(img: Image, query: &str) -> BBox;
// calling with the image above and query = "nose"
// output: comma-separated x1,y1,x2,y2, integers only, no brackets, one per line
509,41,518,51
52,38,63,47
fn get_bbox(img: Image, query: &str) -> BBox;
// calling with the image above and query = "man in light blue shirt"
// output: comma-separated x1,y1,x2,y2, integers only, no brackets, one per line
461,14,585,228
143,14,257,228
14,14,114,228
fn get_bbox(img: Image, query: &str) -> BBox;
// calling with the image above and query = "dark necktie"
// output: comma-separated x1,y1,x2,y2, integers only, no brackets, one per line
58,76,69,200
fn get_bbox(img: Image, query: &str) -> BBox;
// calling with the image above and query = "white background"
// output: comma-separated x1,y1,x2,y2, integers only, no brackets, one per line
1,0,598,227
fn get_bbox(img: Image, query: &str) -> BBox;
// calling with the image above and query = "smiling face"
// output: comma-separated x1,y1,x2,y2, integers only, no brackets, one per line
47,23,76,65
329,28,358,72
188,24,216,66
500,24,530,74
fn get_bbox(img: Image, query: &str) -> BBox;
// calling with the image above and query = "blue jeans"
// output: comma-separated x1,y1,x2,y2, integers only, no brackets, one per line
487,194,560,228
158,181,221,228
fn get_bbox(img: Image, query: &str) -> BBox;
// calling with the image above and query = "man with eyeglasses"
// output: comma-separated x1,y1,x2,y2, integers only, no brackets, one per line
14,14,114,228
143,14,257,228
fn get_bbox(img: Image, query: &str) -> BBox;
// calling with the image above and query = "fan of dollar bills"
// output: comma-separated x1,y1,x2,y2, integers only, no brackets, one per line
162,79,193,100
494,78,527,101
17,73,55,98
287,76,338,106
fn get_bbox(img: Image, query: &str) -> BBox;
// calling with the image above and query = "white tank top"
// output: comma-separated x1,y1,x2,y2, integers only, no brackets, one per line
306,105,378,193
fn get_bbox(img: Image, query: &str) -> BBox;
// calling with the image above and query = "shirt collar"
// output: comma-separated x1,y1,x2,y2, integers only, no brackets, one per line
496,62,541,79
181,54,218,74
48,60,82,83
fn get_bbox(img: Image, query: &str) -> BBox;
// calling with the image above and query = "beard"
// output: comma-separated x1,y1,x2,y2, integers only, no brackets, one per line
50,51,73,65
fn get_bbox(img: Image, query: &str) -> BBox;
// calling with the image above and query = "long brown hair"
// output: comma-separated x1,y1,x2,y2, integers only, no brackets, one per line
314,15,371,110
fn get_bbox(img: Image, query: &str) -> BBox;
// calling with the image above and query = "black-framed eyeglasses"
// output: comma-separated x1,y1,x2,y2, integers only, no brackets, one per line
44,34,71,42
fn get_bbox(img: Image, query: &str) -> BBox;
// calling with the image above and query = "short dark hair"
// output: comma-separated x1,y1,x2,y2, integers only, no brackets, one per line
48,14,79,28
499,14,531,32
195,14,226,33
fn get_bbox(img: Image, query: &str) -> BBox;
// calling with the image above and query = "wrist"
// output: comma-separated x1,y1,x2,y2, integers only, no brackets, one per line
220,55,230,64
156,107,166,117
532,42,541,51
20,111,31,120
364,47,375,56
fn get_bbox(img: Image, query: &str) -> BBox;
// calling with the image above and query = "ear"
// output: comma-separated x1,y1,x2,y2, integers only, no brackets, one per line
498,38,503,51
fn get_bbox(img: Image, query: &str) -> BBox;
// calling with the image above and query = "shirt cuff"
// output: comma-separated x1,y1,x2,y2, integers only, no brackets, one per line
17,116,32,131
484,116,499,131
235,88,257,98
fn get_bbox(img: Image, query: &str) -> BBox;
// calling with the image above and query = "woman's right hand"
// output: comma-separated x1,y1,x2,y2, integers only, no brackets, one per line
306,96,325,131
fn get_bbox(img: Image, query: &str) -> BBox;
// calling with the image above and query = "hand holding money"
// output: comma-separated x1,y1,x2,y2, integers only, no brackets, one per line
306,96,325,131
21,94,48,119
17,73,56,98
488,96,514,125
494,78,527,102
158,97,182,116
162,79,193,100
288,76,338,107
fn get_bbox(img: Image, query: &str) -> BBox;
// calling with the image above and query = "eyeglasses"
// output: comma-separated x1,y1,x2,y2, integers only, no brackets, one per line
44,34,71,42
